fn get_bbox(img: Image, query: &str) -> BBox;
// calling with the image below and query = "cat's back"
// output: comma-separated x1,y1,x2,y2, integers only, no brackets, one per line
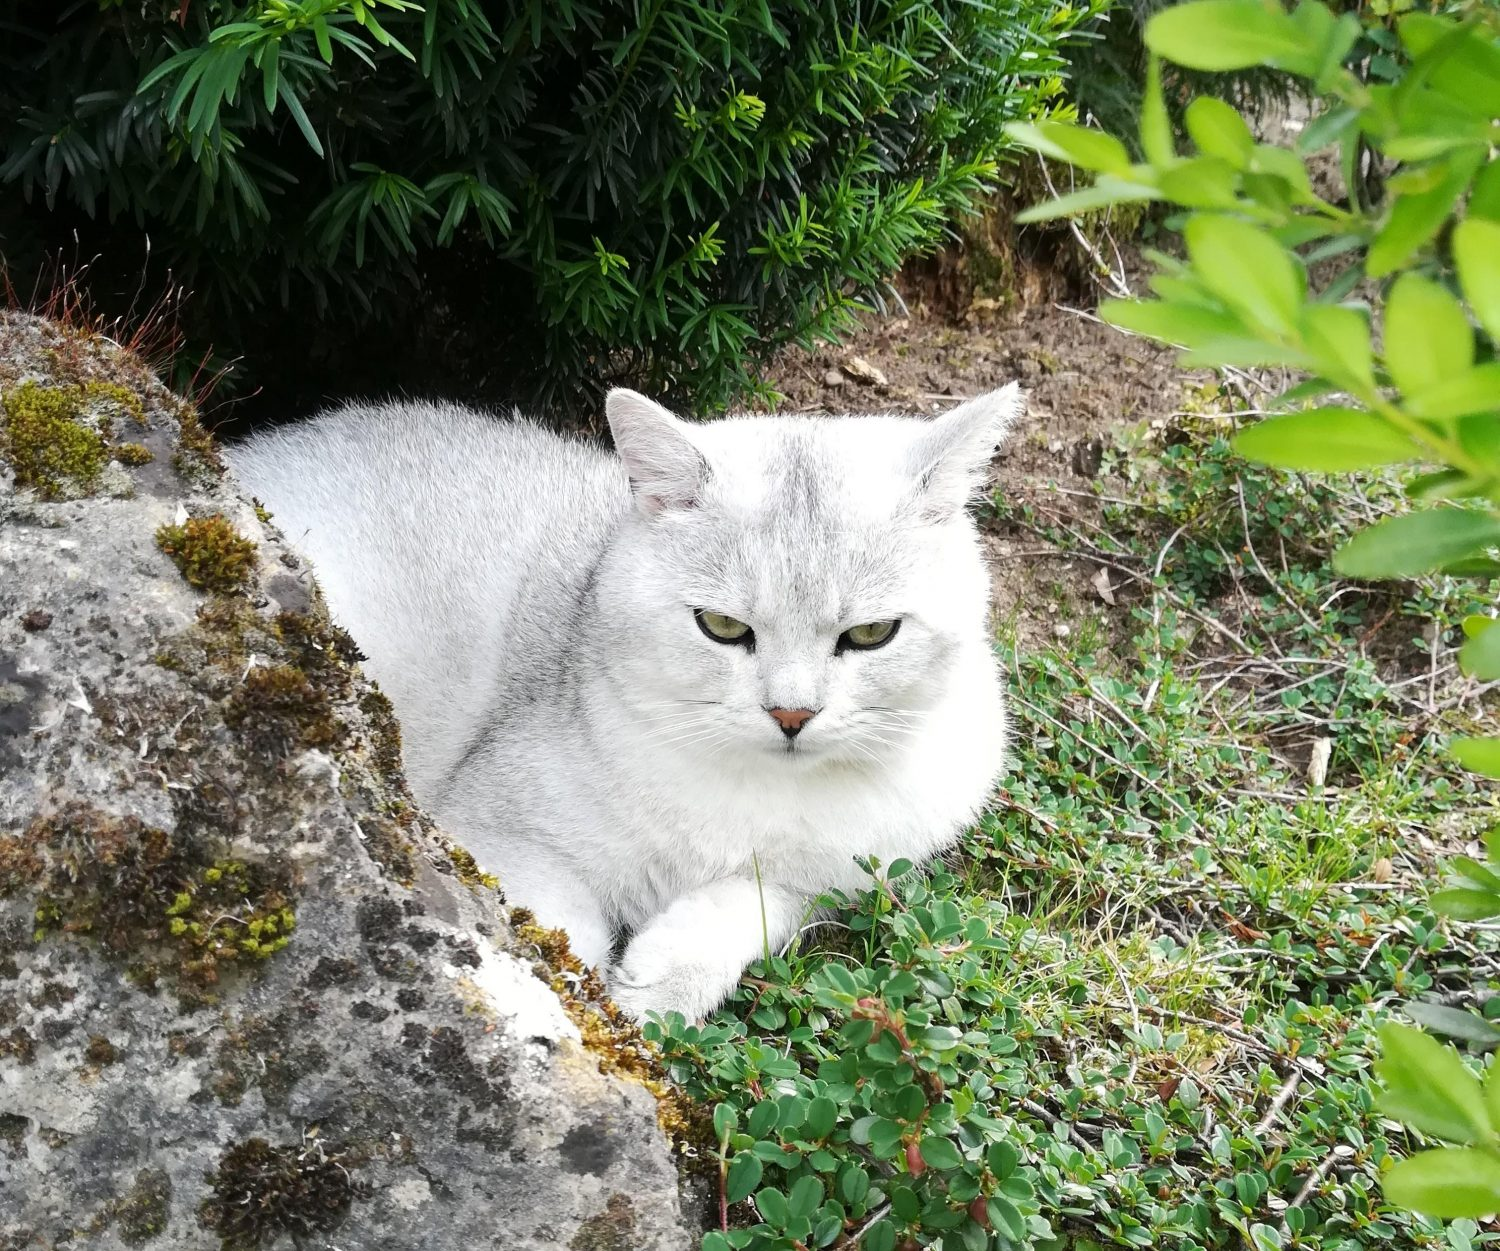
226,400,627,792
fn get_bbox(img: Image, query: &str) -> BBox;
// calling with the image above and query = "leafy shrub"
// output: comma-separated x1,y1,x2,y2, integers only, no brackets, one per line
1004,0,1500,1223
0,0,1103,414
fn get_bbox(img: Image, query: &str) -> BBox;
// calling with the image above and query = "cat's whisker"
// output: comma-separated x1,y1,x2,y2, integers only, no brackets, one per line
650,725,735,750
843,739,885,768
866,710,927,725
633,699,724,710
634,710,722,728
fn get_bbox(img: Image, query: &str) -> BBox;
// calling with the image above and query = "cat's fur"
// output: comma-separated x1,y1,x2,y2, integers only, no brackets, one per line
226,387,1017,1021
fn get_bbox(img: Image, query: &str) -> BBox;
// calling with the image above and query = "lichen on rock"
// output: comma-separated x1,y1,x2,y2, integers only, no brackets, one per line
0,311,695,1250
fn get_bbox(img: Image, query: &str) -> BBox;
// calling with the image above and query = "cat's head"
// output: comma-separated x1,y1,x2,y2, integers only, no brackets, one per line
595,385,1019,767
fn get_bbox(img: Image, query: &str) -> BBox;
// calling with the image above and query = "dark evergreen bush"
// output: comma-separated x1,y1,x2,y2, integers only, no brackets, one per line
0,0,1104,417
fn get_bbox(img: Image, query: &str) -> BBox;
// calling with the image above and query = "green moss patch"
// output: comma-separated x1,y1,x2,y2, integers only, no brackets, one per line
447,844,499,891
1,381,110,499
155,514,257,593
82,379,147,425
7,801,295,1002
112,442,155,466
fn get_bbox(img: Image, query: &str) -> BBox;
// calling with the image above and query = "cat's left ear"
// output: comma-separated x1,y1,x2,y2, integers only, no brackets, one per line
908,383,1023,518
606,389,711,513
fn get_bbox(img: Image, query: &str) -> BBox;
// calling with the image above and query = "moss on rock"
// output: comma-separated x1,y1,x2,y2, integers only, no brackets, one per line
83,379,148,426
447,845,499,891
113,442,155,466
510,908,710,1154
115,1168,171,1245
1,381,110,499
226,664,341,757
155,514,258,593
200,1137,360,1249
10,802,296,1002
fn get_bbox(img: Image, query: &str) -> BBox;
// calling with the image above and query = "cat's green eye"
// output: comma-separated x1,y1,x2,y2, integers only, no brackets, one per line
696,609,753,645
839,619,900,651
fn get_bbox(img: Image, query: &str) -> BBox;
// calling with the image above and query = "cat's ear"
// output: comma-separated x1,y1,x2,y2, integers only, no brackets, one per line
606,389,710,513
907,383,1022,517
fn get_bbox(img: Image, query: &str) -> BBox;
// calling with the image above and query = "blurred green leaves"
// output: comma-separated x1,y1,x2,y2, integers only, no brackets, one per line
1006,0,1500,1223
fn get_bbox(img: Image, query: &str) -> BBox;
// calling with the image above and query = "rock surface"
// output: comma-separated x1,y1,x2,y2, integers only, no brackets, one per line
0,313,696,1250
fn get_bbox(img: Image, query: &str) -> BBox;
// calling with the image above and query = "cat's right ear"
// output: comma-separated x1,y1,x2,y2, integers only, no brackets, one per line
606,389,710,513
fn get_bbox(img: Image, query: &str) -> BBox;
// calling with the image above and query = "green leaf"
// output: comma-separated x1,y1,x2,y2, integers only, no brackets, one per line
1101,297,1242,347
1141,56,1173,168
1004,121,1131,175
803,1096,837,1140
1385,1148,1500,1219
1384,274,1474,399
725,1153,763,1204
918,1136,964,1171
1409,469,1488,502
1433,888,1500,921
1185,97,1254,166
1249,1223,1283,1251
1300,304,1374,391
861,1220,896,1251
1400,15,1500,119
1178,338,1314,370
755,1185,790,1228
1145,0,1308,72
787,1175,824,1220
1403,1001,1500,1047
1014,176,1157,223
1454,218,1500,344
1471,161,1500,222
1158,157,1241,208
278,78,324,156
747,1100,779,1139
1233,408,1416,471
1453,738,1500,779
1376,1022,1492,1144
1454,849,1500,889
1367,152,1482,277
1332,510,1500,579
1458,612,1500,672
1183,215,1303,335
1297,105,1356,154
1408,365,1500,423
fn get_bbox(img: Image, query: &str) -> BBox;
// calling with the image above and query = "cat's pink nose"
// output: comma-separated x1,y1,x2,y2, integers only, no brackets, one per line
768,707,816,738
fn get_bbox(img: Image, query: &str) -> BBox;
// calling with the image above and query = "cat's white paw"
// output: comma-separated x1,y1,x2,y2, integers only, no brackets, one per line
608,931,735,1024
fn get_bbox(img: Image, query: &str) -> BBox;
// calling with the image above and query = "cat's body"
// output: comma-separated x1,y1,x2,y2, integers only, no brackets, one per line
227,388,1016,1021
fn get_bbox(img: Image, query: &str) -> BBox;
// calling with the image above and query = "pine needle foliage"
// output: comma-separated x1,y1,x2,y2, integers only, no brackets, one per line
1,0,1104,413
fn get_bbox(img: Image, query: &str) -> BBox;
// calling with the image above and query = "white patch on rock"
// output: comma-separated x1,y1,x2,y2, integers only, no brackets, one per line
452,945,579,1050
387,1178,432,1211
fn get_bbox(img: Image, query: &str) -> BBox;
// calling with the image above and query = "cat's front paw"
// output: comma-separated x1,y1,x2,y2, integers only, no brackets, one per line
608,933,735,1025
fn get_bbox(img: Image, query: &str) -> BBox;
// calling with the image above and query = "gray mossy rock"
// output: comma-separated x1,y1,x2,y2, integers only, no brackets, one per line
0,313,697,1250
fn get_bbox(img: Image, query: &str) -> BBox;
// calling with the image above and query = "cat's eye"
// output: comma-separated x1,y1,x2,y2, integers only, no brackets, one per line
695,609,753,645
839,619,901,652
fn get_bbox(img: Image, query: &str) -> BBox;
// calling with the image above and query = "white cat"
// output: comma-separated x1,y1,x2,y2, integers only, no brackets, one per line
226,386,1017,1022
